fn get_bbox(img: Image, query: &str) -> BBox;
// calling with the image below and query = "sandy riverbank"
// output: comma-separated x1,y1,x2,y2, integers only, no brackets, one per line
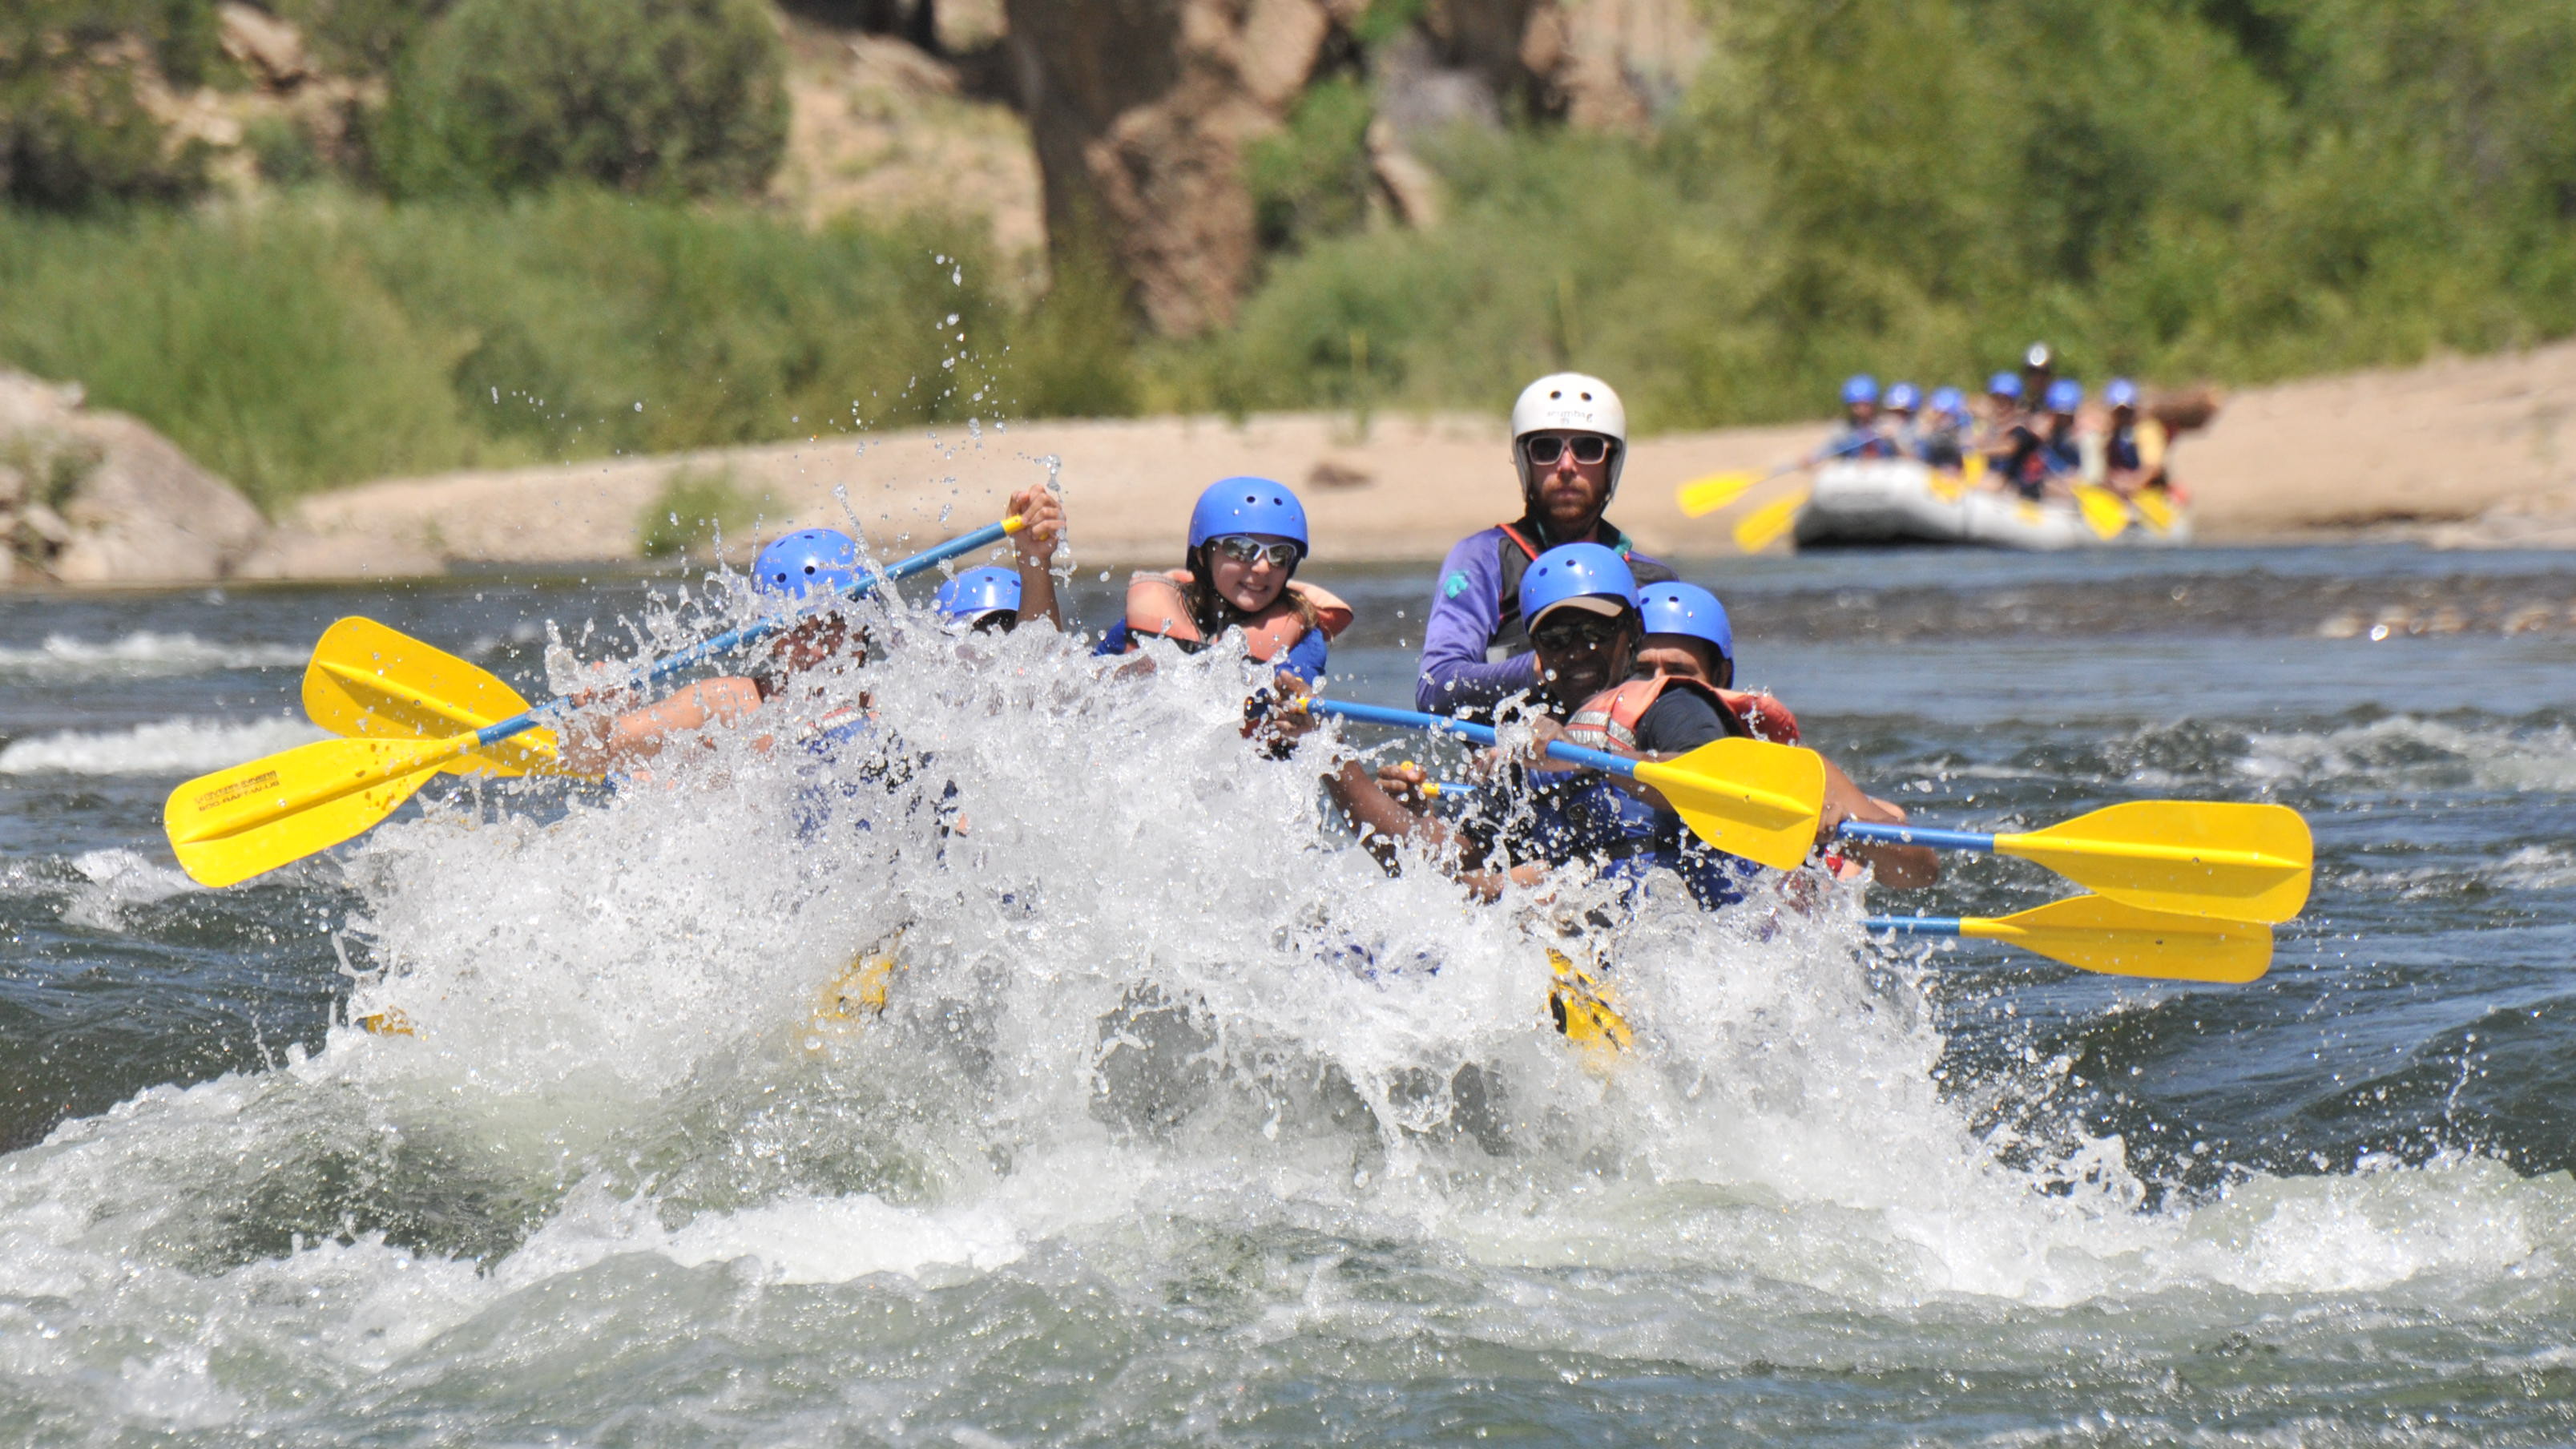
240,341,2576,579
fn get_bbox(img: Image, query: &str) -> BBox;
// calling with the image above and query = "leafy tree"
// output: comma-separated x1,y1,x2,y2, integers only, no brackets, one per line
376,0,788,199
0,0,214,210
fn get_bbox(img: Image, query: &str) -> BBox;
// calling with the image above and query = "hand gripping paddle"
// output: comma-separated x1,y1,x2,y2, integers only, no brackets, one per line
1304,699,1827,871
167,516,1026,887
1866,894,2273,984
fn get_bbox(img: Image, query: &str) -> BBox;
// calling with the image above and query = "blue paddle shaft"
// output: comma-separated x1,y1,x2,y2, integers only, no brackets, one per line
1837,821,1995,854
1862,916,1965,937
1305,699,1639,780
472,518,1015,748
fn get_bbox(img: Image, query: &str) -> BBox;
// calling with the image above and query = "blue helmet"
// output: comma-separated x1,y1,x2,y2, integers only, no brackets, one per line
2104,377,2139,408
1929,385,1966,418
1884,381,1921,413
1187,477,1308,559
933,565,1021,623
2045,378,2083,414
1987,371,2024,400
1519,543,1639,628
1638,581,1733,663
754,528,861,599
1840,373,1880,406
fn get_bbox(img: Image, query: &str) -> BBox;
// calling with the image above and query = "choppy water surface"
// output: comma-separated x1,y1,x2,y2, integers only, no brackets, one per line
2,543,2574,1446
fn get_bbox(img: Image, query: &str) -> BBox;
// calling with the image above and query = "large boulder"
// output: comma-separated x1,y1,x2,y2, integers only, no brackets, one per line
0,370,268,587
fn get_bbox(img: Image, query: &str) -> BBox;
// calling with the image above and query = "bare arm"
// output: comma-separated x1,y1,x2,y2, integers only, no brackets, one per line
1324,760,1537,901
561,676,763,774
1819,759,1940,887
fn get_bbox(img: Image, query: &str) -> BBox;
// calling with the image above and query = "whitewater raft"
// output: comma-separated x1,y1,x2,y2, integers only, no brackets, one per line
1793,460,2192,551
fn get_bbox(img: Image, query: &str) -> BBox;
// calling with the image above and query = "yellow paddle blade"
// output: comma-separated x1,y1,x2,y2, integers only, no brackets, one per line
1961,453,1989,486
2072,483,2131,540
1631,737,1825,871
1546,947,1631,1071
304,617,567,777
1677,470,1760,518
1732,486,1808,553
2131,489,2179,532
1961,895,2272,984
164,734,466,887
1995,800,2312,925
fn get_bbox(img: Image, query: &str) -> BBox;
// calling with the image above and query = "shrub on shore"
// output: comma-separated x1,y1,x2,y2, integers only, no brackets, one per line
375,0,789,200
1165,0,2576,429
0,192,1013,511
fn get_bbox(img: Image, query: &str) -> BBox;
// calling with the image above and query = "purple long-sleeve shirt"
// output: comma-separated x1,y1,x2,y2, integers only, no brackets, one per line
1415,527,1540,715
1415,520,1676,716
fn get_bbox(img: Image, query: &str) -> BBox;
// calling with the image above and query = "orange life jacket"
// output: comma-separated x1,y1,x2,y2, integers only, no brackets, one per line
1717,688,1800,745
1566,676,1801,750
1565,675,1730,753
1122,570,1353,663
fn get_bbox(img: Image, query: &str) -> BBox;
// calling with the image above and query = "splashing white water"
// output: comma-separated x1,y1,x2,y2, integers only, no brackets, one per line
57,848,203,930
0,632,304,680
1,587,2570,1440
0,716,325,775
2243,713,2576,793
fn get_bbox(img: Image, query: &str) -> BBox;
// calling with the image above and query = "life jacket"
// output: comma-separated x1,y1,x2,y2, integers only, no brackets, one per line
1535,674,1768,911
1717,688,1800,745
1123,569,1353,663
1566,676,1801,748
2105,424,2143,473
1486,519,1679,661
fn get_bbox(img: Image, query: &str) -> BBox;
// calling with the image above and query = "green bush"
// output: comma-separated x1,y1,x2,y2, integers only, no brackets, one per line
0,0,216,210
1245,75,1377,253
1183,0,2576,426
639,466,760,559
998,240,1141,419
271,0,456,75
376,0,788,199
0,191,1018,510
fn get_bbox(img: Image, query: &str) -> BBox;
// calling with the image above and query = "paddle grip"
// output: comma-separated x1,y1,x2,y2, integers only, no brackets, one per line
470,517,1019,748
1837,821,1994,854
1304,700,1639,780
1860,916,1965,937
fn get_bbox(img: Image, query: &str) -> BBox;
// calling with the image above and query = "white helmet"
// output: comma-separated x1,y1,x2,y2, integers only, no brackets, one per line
1510,373,1627,494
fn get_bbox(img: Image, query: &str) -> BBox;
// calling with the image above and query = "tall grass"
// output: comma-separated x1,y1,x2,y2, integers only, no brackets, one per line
9,0,2576,502
0,191,1018,511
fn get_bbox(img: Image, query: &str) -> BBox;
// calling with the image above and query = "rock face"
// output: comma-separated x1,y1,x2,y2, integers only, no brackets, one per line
999,0,1706,335
1003,0,1354,337
0,370,268,587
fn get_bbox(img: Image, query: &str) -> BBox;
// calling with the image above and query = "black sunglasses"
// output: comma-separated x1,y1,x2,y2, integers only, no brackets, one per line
1522,434,1614,466
1530,615,1624,652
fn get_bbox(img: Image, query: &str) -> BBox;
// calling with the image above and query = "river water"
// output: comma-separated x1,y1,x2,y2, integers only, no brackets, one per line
2,541,2574,1445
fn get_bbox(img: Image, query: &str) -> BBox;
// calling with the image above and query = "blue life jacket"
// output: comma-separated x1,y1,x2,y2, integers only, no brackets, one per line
2106,426,2143,472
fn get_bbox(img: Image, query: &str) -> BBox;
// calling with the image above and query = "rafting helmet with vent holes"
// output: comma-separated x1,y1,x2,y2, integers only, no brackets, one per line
1187,477,1309,561
934,565,1022,624
1510,373,1628,494
1519,542,1640,628
754,529,861,599
1639,580,1733,663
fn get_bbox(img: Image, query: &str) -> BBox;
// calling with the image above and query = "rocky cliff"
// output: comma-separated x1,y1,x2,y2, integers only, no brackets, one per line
998,0,1707,334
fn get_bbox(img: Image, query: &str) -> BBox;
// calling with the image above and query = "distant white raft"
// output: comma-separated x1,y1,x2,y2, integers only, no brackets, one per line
1792,460,2192,551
